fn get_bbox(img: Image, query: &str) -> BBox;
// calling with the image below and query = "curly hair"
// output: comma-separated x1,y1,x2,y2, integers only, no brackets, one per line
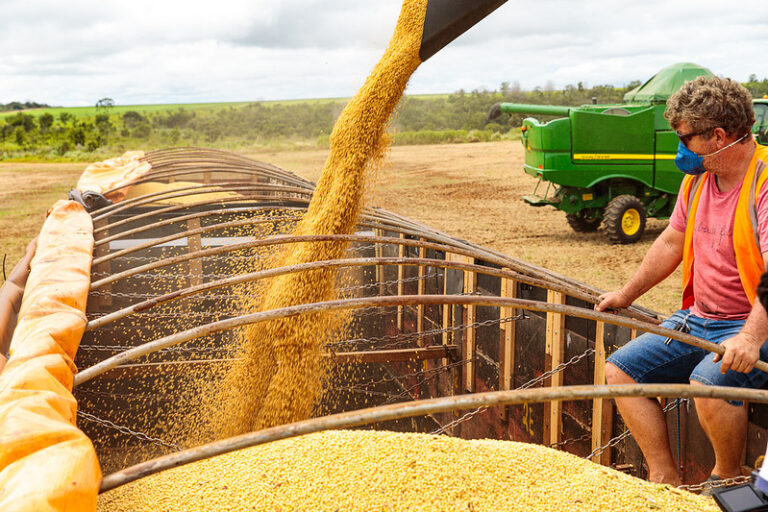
665,75,755,139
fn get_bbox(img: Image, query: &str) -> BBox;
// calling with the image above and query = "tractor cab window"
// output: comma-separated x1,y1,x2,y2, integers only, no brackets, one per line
754,102,768,145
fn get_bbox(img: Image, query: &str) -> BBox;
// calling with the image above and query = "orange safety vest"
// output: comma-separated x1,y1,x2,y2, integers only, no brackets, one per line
681,142,768,309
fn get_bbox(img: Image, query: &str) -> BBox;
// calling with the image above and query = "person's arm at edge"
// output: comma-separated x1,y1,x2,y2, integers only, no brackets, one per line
0,239,38,373
595,224,685,312
716,256,768,374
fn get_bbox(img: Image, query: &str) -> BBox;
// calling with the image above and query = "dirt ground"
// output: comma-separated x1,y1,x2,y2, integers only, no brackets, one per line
0,142,680,315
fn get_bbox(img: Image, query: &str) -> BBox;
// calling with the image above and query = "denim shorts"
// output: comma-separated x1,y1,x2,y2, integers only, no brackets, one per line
606,309,768,406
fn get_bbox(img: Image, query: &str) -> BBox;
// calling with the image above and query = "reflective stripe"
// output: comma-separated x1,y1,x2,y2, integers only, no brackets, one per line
686,174,706,215
748,162,765,249
573,153,676,161
682,143,768,308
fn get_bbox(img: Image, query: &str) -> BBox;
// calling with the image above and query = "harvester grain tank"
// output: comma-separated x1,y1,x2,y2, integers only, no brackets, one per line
490,63,768,243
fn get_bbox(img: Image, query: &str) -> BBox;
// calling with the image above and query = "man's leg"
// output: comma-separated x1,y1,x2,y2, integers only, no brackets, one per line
604,310,702,485
690,380,747,479
606,362,681,485
689,317,759,480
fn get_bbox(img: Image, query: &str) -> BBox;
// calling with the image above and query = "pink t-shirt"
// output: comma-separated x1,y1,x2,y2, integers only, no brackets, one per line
670,172,768,320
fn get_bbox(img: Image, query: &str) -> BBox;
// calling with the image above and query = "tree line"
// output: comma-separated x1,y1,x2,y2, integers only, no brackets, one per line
0,101,51,112
1,76,767,161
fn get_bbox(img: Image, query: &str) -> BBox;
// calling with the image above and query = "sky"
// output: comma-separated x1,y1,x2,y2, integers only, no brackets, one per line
1,0,766,107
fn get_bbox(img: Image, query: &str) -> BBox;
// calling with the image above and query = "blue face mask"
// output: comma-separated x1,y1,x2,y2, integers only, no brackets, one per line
674,141,706,175
674,132,750,175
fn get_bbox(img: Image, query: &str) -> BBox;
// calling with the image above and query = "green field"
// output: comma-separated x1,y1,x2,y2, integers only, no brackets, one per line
0,98,362,120
0,93,456,120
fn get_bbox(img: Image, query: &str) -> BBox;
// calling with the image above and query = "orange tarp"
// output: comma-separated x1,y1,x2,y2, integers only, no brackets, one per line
0,200,101,511
76,150,151,202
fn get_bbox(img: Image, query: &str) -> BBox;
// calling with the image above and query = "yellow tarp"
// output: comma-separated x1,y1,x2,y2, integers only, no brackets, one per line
76,151,151,202
0,200,101,511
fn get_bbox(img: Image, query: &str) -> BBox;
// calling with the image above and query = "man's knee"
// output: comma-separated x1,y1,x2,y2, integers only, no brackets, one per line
605,362,636,385
690,380,746,420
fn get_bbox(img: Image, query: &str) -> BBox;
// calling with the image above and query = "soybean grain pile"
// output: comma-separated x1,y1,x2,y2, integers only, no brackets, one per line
98,430,717,512
216,0,428,434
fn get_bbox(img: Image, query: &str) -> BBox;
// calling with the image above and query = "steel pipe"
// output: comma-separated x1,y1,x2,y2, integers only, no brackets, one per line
94,206,305,246
86,256,596,330
92,194,312,235
104,168,313,198
92,184,312,221
75,295,762,386
88,232,656,323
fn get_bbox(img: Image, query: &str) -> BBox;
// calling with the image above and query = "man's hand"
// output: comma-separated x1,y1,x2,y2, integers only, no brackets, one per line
714,332,762,374
595,290,632,313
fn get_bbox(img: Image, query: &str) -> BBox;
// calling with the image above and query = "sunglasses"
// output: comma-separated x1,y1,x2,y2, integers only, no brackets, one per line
675,128,712,148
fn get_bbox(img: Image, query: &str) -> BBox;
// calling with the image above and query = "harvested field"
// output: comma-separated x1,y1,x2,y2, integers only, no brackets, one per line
0,142,679,315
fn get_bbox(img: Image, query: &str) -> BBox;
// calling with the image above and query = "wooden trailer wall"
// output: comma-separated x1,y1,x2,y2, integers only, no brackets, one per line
74,148,768,487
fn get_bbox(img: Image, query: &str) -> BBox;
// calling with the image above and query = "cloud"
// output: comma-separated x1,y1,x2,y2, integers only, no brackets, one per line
0,0,766,105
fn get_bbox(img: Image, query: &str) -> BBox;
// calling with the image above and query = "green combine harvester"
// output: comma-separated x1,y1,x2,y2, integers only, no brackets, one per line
489,63,768,243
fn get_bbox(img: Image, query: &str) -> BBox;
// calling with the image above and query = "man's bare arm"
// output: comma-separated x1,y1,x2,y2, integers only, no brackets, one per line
716,252,768,374
595,225,685,312
0,239,37,372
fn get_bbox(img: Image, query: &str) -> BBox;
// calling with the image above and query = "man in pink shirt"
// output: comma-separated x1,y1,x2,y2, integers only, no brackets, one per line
596,76,768,486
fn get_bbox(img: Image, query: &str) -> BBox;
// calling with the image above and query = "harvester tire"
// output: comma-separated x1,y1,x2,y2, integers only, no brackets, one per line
566,211,602,232
604,195,646,244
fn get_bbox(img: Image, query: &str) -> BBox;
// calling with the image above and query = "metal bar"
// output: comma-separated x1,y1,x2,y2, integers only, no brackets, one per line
95,180,262,216
92,184,312,221
100,383,768,493
90,198,654,324
379,209,660,320
85,257,582,331
93,215,301,265
89,233,652,324
94,216,464,264
76,295,767,386
94,206,304,246
92,204,426,245
92,194,312,236
103,167,312,199
83,345,461,380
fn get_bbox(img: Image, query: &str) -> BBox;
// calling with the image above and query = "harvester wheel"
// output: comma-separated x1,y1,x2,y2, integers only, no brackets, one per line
566,210,602,232
604,195,646,244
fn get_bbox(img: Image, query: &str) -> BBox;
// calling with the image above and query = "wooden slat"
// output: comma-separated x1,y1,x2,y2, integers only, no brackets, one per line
417,241,426,347
397,233,405,331
544,289,566,447
374,228,384,297
463,256,477,393
499,275,517,420
591,321,613,465
441,254,453,370
187,218,203,287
